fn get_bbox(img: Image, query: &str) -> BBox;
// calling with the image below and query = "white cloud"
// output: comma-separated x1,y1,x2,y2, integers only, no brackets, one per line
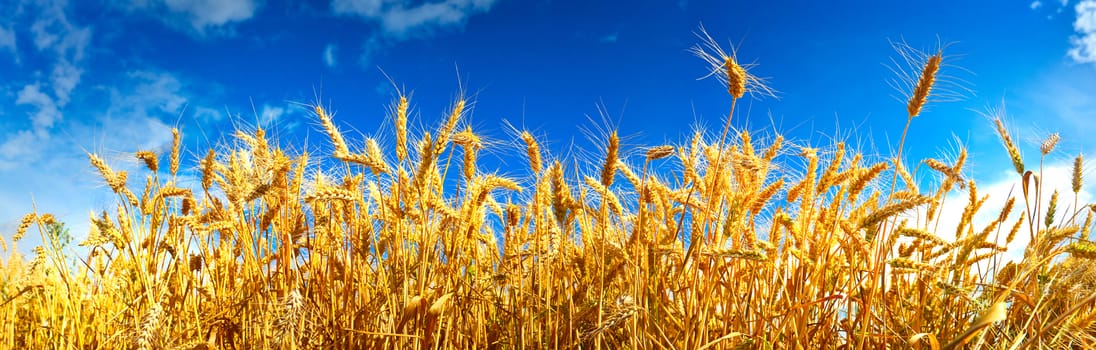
1032,1,1043,10
114,71,189,114
193,106,223,121
332,0,498,66
332,0,383,17
0,0,89,173
332,0,498,38
1023,63,1096,137
0,131,41,170
256,103,303,131
1069,0,1096,64
323,43,337,68
260,104,285,124
0,26,16,59
50,60,82,104
23,0,90,108
15,84,62,135
932,162,1093,264
29,0,91,62
2,70,198,254
123,0,259,36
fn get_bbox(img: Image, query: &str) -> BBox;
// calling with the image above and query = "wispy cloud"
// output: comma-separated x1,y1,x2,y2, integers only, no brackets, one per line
120,0,260,36
260,104,285,123
601,32,619,43
331,0,498,65
0,26,16,60
258,103,302,131
2,70,201,253
324,43,337,68
1069,0,1096,64
333,0,496,38
2,0,90,170
1031,1,1043,10
14,84,62,136
1022,62,1096,138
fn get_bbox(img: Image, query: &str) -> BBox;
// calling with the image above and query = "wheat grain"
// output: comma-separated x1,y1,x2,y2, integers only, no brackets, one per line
1005,215,1024,245
136,150,159,172
860,196,928,229
13,213,35,242
691,25,775,99
1046,190,1059,228
169,128,181,176
896,226,949,247
924,158,964,184
520,131,542,175
645,145,674,161
601,131,619,187
994,118,1025,175
584,176,623,216
849,162,888,197
614,159,641,191
702,247,767,261
1074,153,1084,194
888,257,935,271
89,153,129,193
749,179,783,215
1069,241,1096,259
906,51,940,117
396,95,409,162
136,302,162,350
306,186,356,202
1040,132,1060,156
315,105,350,156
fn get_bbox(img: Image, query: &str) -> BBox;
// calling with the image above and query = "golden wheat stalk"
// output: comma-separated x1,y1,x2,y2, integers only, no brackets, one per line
315,105,350,156
584,175,623,216
136,150,159,172
13,213,35,242
395,95,409,162
1040,132,1060,156
993,118,1025,175
520,131,542,175
1074,153,1084,194
645,145,674,161
169,128,181,176
691,25,775,99
600,132,619,187
906,51,941,118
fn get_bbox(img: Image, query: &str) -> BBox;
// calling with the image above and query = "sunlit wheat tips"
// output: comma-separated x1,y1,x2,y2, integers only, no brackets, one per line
645,145,675,161
13,213,35,242
691,24,776,100
907,50,941,118
993,117,1025,175
888,40,969,118
170,128,181,176
520,130,542,175
135,150,159,172
601,131,619,186
395,95,410,162
1074,153,1084,194
314,104,350,156
1040,132,1060,156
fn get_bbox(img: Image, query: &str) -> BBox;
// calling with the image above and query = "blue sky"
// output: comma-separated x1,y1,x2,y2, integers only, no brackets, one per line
2,0,1095,252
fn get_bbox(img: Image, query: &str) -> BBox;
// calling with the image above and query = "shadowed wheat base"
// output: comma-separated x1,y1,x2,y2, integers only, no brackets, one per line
3,28,1096,349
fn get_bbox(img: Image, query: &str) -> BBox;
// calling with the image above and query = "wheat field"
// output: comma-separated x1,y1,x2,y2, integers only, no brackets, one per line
2,28,1095,349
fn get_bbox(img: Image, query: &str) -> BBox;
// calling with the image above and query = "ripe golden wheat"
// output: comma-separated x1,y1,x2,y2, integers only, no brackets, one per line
1,26,1095,349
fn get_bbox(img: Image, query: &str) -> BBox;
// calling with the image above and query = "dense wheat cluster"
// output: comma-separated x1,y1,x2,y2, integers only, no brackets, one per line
2,28,1096,349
